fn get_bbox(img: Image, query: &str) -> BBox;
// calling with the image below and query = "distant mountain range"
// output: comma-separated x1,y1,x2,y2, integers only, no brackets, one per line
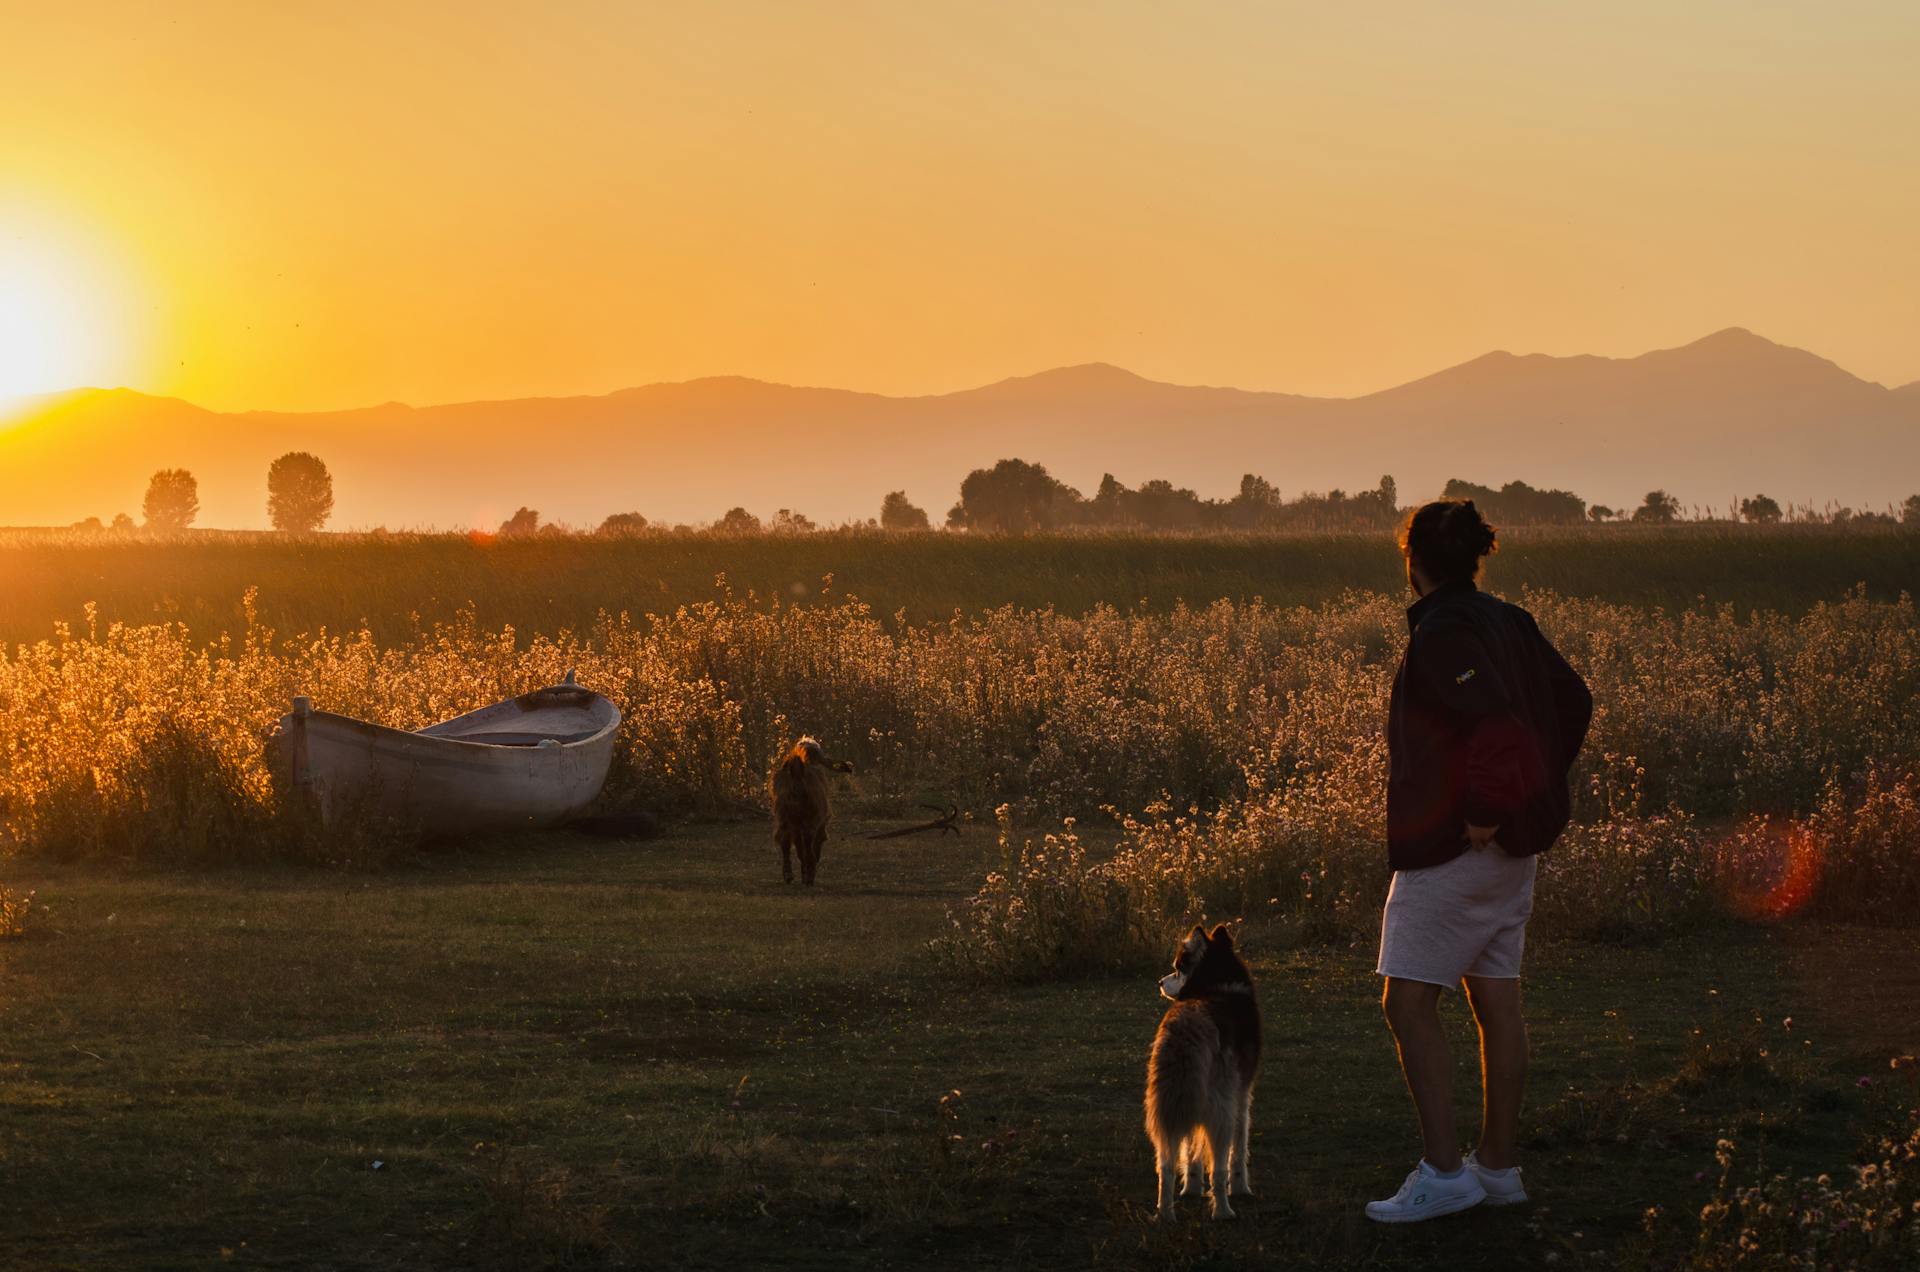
4,328,1917,529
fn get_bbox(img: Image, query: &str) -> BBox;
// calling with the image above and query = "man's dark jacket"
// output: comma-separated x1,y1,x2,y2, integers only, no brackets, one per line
1387,580,1593,871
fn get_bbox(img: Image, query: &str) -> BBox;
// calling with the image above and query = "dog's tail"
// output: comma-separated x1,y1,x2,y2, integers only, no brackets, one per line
1144,1016,1216,1150
1145,1084,1204,1149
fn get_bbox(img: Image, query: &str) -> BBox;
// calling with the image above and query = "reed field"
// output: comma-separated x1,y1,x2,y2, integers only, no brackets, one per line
2,527,1918,1268
0,521,1917,645
2,532,1918,931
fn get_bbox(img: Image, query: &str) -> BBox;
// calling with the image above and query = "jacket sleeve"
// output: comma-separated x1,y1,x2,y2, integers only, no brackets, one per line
1408,615,1532,829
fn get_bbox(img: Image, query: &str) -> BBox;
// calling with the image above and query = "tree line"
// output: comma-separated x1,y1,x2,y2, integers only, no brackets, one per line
942,460,1402,532
64,452,1920,535
926,463,1920,533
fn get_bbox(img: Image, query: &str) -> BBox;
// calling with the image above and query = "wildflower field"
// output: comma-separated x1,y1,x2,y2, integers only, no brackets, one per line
2,528,1917,1269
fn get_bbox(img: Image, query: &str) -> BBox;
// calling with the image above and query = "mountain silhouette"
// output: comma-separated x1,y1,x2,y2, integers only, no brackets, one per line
3,329,1915,529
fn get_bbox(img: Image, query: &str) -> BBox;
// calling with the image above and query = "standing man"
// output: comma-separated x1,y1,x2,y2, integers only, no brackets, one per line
1366,499,1592,1223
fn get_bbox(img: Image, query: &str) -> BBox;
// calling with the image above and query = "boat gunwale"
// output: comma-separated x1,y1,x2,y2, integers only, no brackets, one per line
294,694,622,755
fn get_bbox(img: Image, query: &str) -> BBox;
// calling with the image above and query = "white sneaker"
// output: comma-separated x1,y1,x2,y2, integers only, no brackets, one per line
1364,1159,1487,1224
1466,1151,1528,1205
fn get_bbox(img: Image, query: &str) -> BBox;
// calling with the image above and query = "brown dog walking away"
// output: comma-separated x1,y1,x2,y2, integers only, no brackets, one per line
769,736,854,886
1145,924,1262,1219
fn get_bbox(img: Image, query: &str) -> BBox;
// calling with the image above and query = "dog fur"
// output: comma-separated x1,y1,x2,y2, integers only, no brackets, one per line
1144,923,1262,1219
768,736,853,886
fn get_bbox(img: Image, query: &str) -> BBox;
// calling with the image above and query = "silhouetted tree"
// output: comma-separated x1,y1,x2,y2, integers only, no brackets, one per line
71,516,103,533
142,469,199,531
1904,495,1920,526
949,458,1083,532
1632,490,1681,524
1444,477,1585,525
498,507,541,536
879,491,930,531
1239,474,1280,505
1081,470,1402,532
1739,494,1783,524
110,512,135,533
598,511,649,536
1143,479,1209,529
266,451,334,532
1219,473,1282,530
1088,474,1131,526
716,506,761,533
772,508,816,533
1588,505,1616,522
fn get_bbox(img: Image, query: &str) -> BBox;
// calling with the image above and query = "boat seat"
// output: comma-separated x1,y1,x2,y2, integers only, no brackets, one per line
428,730,604,747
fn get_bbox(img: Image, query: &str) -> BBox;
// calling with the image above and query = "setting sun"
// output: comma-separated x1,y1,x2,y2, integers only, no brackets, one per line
0,228,125,406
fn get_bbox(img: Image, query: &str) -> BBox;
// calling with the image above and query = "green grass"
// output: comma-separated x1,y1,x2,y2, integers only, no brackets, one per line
3,809,1913,1270
0,523,1915,647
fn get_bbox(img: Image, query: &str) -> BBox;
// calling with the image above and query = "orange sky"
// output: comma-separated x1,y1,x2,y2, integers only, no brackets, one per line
2,1,1917,411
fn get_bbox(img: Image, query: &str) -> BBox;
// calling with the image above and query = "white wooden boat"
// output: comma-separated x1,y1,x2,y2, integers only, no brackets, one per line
274,672,621,834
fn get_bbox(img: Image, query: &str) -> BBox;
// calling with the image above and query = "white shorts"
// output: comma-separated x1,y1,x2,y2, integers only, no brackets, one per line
1376,844,1537,988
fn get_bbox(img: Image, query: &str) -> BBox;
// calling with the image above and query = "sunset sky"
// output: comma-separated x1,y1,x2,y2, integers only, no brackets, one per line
3,1,1917,412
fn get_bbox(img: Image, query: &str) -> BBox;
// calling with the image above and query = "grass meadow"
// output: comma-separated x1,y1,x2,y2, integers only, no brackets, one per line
4,828,1916,1270
0,522,1917,644
3,527,1919,1269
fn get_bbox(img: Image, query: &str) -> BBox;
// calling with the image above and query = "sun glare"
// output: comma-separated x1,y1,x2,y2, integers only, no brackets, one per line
0,233,122,408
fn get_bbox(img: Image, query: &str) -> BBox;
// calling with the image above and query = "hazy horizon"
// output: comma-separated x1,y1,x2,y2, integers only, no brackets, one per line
12,324,1916,418
5,323,1918,531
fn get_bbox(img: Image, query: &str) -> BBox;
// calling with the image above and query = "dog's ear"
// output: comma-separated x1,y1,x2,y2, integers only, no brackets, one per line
1186,924,1208,947
1209,923,1233,948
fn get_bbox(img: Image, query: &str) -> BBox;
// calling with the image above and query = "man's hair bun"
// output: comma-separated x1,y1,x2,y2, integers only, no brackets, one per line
1398,499,1498,583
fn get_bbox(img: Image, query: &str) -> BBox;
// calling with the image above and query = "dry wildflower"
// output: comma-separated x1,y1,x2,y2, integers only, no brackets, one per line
0,886,35,938
0,583,1917,949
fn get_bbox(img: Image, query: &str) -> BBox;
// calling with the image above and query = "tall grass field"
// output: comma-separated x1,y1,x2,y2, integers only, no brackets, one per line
1,522,1916,644
2,527,1917,1269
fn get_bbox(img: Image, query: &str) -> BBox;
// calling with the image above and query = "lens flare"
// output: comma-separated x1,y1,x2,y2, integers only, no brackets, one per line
1721,821,1824,922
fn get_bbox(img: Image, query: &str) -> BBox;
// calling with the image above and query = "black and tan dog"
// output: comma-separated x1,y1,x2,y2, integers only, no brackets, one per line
1144,924,1262,1219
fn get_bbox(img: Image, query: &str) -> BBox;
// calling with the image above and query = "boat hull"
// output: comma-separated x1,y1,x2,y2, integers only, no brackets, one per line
276,683,621,835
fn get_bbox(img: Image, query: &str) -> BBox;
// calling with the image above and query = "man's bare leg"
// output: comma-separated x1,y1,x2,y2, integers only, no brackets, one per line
1463,975,1527,1170
1381,977,1460,1171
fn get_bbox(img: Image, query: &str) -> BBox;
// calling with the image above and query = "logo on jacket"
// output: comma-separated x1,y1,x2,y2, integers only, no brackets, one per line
1454,668,1477,685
